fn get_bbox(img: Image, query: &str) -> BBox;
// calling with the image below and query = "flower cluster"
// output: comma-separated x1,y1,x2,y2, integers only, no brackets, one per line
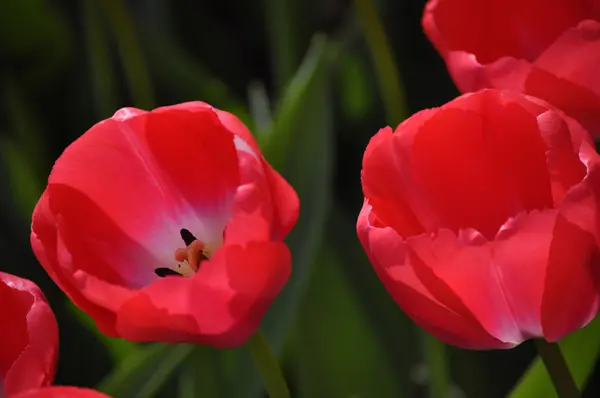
3,103,298,397
358,0,600,349
2,0,599,395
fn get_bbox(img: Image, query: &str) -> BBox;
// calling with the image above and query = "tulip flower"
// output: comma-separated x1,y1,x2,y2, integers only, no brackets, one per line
357,89,600,349
0,271,110,398
11,387,111,398
31,102,298,348
0,272,58,396
423,0,600,138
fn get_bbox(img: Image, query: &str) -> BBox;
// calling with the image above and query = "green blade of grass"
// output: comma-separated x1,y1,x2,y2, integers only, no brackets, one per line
265,0,298,93
178,346,228,398
98,344,193,398
82,0,118,119
353,0,408,125
100,0,154,109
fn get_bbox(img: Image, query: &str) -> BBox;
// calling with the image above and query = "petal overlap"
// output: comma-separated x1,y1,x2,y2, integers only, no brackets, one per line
31,102,298,347
358,89,600,348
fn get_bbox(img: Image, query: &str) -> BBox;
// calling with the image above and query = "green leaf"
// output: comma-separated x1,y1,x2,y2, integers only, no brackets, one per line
67,302,138,363
292,247,400,398
82,0,118,119
98,343,193,398
178,347,229,398
261,37,336,352
353,0,408,125
337,52,374,123
509,316,600,398
0,138,41,216
247,80,272,133
265,0,299,93
259,34,340,171
328,207,420,397
100,0,155,109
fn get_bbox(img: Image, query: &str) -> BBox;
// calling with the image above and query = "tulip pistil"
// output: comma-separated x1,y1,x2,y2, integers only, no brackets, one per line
154,228,210,278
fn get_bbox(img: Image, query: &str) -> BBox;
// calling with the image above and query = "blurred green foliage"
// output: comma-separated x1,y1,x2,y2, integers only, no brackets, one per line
1,0,600,397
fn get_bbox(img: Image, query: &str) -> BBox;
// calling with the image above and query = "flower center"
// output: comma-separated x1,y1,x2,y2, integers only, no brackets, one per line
154,228,210,278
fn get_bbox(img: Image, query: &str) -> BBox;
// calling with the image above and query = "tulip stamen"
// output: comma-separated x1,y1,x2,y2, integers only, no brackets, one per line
154,228,211,278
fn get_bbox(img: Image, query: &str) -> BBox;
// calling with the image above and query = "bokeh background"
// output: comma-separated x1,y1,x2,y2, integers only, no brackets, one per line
1,0,600,397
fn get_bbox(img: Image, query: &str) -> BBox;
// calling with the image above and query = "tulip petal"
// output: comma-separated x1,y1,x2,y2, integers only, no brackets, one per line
424,0,600,136
525,20,600,134
364,91,554,240
411,92,553,239
541,215,599,341
357,202,509,349
534,20,600,95
112,241,291,347
31,191,123,336
211,103,300,240
0,273,58,396
423,0,588,63
157,101,299,240
362,120,435,238
541,143,600,340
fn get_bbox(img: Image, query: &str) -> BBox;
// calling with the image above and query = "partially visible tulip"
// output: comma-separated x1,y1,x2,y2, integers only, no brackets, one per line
0,272,58,397
0,272,111,398
357,89,600,349
423,0,600,137
31,102,298,348
12,387,111,398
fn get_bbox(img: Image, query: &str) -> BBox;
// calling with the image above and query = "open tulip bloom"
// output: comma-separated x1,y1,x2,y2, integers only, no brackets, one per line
423,0,600,138
358,89,600,350
30,102,299,348
0,271,110,398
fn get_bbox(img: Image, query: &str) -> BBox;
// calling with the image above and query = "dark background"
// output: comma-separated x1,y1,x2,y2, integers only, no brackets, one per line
1,0,599,397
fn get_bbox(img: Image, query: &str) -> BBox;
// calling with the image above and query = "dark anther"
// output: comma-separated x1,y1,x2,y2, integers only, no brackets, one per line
180,228,197,246
155,268,183,278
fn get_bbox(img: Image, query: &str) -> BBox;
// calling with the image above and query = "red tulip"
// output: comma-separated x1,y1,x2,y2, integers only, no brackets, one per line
357,89,600,349
423,0,600,137
0,272,58,396
31,102,298,348
12,387,111,398
0,272,112,398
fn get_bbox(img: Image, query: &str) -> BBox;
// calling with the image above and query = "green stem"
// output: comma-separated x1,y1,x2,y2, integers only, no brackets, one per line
247,330,291,398
534,339,581,398
423,332,450,398
354,1,450,395
353,0,408,126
